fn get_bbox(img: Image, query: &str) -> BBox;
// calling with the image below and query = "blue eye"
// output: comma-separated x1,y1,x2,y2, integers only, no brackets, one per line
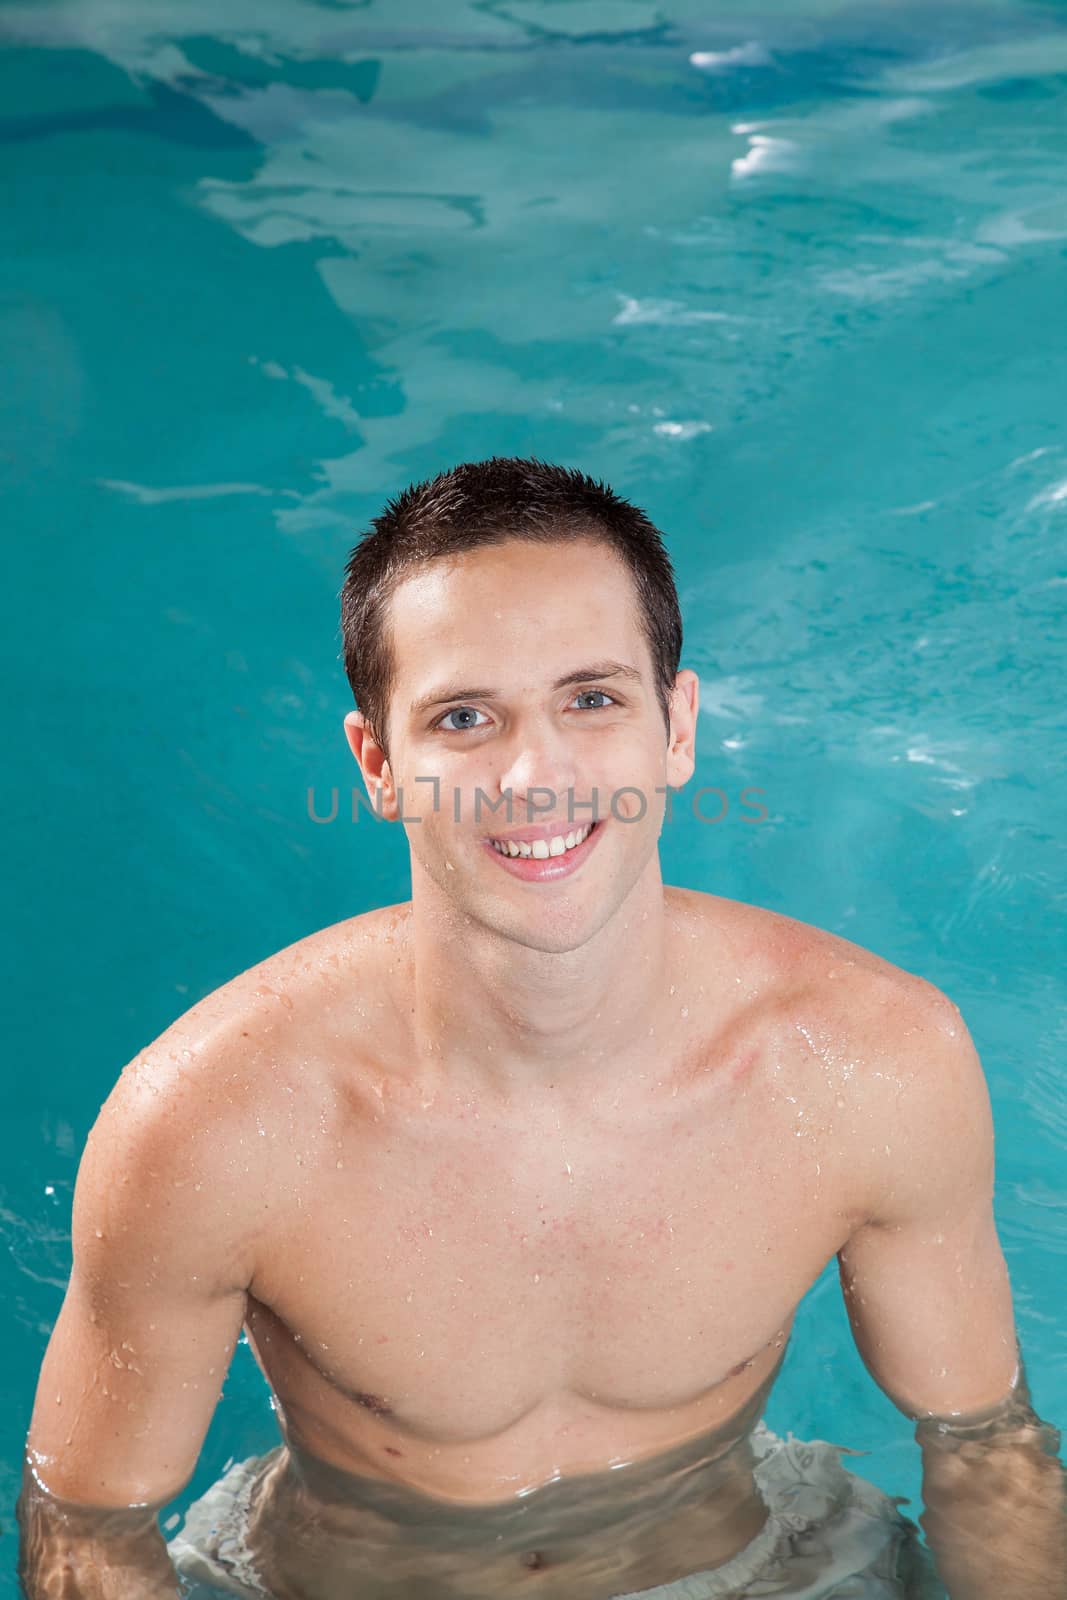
438,706,490,732
433,689,617,733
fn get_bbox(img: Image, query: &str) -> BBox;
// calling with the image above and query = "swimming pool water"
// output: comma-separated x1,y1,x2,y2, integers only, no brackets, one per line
2,0,1066,1588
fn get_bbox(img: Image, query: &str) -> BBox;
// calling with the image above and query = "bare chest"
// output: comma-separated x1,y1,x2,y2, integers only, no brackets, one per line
245,1034,856,1477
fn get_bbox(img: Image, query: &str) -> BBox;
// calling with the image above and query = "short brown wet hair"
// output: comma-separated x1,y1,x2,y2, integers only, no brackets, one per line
340,456,684,763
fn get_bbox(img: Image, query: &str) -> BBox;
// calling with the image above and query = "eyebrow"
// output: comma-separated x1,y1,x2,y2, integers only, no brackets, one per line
408,659,645,719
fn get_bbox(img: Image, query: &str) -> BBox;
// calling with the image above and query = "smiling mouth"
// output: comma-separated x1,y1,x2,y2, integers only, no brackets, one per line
488,820,599,859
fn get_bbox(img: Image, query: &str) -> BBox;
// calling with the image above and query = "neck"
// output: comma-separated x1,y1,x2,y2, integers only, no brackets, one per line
403,856,674,1104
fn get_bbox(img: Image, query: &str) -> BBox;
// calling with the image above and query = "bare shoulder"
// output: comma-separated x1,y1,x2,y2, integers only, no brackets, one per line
84,904,412,1250
115,900,410,1091
736,895,972,1084
665,883,938,1005
666,882,974,1114
696,895,991,1218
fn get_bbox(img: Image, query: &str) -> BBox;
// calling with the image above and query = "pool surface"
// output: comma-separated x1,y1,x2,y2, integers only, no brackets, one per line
2,0,1066,1589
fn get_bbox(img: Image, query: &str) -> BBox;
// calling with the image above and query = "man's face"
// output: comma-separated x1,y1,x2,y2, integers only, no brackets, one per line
353,538,697,954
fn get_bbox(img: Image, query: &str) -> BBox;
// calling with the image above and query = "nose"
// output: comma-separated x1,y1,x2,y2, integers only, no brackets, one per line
494,717,581,823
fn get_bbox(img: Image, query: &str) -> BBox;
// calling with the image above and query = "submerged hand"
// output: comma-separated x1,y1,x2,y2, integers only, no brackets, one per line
918,1412,1067,1600
16,1465,183,1600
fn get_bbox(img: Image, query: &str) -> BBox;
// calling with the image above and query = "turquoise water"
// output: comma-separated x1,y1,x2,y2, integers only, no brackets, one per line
3,0,1066,1587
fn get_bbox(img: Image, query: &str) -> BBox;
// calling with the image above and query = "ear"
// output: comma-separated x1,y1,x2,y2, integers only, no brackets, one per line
664,669,699,789
344,710,399,822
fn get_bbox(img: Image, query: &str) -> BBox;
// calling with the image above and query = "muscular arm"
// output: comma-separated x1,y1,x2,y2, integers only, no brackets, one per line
837,983,1067,1600
17,1039,261,1598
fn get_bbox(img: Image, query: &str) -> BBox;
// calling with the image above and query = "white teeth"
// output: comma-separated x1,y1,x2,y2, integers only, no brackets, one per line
491,823,593,859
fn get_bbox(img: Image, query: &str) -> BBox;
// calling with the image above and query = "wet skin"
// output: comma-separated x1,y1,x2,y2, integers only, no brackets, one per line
200,893,912,1597
17,537,1036,1598
19,885,1023,1598
235,896,819,1593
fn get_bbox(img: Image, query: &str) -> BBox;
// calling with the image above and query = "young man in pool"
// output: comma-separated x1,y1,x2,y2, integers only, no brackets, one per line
18,459,1067,1598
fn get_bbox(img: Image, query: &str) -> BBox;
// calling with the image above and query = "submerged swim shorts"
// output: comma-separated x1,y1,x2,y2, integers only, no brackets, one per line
168,1422,943,1598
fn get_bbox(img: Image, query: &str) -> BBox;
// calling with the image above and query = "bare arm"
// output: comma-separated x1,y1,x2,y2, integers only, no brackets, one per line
17,1038,261,1598
837,983,1067,1600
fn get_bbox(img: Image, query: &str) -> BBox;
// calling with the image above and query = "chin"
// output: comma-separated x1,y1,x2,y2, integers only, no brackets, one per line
482,891,624,957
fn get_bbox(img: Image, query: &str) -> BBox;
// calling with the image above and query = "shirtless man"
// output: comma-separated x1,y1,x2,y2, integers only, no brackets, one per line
18,459,1066,1599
